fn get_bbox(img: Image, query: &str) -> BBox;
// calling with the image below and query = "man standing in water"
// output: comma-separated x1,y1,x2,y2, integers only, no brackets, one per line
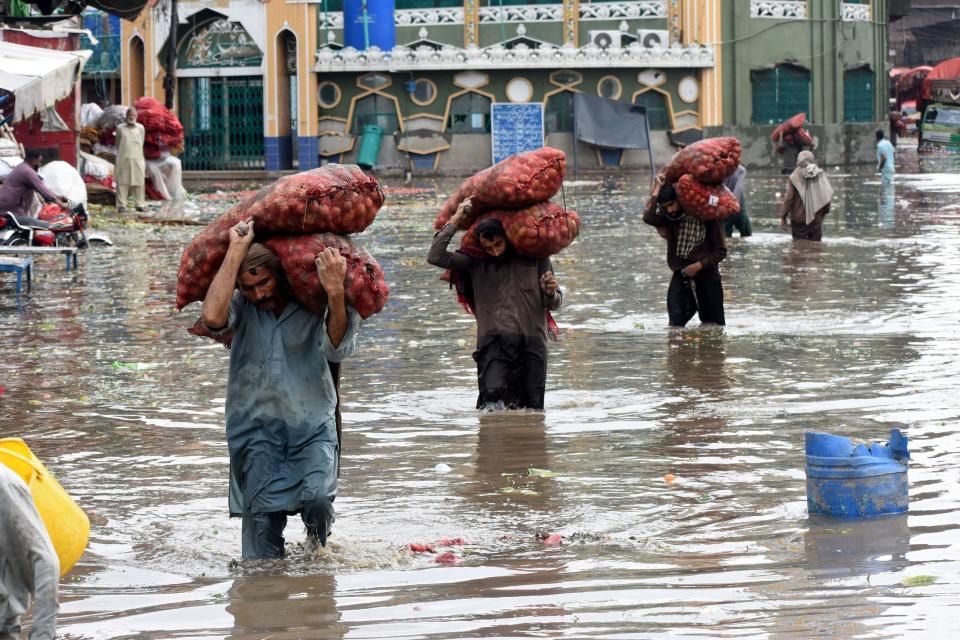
115,107,146,213
876,129,896,184
427,198,562,410
202,220,361,559
643,177,727,328
779,150,834,241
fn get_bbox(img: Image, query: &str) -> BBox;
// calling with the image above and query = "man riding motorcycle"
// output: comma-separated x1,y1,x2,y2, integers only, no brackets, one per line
0,149,70,225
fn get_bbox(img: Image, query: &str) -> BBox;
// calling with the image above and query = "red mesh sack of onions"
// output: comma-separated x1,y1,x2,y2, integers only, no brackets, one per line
176,165,384,309
663,137,742,185
793,127,815,147
771,112,807,142
675,174,741,221
186,232,388,346
263,233,389,320
460,203,580,259
133,97,185,159
434,147,566,229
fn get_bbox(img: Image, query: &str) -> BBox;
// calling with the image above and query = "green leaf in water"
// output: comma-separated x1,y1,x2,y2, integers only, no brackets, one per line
697,494,714,503
527,468,558,478
38,322,56,331
901,575,935,587
27,399,42,406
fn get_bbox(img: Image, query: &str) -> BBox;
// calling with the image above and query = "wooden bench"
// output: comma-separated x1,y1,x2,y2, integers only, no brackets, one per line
0,246,79,270
0,256,32,294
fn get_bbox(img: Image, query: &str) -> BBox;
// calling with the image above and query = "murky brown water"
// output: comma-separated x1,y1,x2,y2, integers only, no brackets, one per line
3,148,960,638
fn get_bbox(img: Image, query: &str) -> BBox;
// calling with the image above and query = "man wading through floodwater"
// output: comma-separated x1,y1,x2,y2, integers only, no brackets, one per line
201,220,361,559
643,175,727,328
428,198,562,411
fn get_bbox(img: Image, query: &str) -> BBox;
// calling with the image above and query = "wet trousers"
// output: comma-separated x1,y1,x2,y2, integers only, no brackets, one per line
724,204,752,238
667,267,725,327
791,218,823,241
474,334,547,410
240,496,334,560
116,182,145,210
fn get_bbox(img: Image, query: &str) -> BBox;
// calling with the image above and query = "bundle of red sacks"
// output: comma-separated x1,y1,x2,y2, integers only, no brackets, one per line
99,97,185,159
770,112,814,154
176,165,390,344
434,147,580,259
661,136,742,221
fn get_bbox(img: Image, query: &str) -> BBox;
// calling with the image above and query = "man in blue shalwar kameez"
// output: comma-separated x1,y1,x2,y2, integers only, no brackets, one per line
202,219,361,560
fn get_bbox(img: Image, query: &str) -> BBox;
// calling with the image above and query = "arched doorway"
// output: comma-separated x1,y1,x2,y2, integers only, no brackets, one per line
175,13,265,170
127,35,145,103
273,30,297,169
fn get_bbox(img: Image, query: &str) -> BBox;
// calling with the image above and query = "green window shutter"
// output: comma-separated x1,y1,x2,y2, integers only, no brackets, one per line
844,67,874,123
752,69,777,125
353,95,400,135
448,93,491,133
545,91,575,133
752,65,809,125
776,65,810,122
633,91,670,130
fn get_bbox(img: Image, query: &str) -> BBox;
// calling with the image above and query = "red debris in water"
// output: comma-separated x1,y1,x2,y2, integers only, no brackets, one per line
434,551,460,564
542,534,563,546
0,386,5,396
435,538,466,546
408,543,436,554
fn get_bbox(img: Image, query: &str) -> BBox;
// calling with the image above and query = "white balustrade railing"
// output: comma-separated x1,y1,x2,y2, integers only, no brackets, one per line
314,41,715,72
750,0,807,19
579,1,666,20
318,2,669,29
841,3,871,21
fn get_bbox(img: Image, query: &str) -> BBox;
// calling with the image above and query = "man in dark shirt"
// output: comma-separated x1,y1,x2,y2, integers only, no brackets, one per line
427,198,562,410
0,150,69,219
642,176,727,328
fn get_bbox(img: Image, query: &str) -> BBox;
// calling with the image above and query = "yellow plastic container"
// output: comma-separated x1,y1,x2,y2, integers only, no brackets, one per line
0,438,90,577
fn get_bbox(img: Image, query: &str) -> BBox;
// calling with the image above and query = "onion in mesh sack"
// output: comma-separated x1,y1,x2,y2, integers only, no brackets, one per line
434,147,566,229
176,165,384,309
663,137,742,185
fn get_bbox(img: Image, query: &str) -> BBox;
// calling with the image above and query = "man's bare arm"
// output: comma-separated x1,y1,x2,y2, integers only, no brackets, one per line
202,220,254,329
315,247,348,347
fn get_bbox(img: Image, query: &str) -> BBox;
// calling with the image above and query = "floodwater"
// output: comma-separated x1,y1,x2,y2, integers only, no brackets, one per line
3,147,960,638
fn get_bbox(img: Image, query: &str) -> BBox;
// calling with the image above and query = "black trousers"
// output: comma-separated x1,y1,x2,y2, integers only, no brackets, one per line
240,495,334,560
474,334,547,410
667,267,725,327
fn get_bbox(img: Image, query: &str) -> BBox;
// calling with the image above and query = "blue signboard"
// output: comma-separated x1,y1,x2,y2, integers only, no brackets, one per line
491,103,544,164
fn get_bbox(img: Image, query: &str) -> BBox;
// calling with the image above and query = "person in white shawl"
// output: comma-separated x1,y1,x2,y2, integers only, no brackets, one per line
779,150,834,241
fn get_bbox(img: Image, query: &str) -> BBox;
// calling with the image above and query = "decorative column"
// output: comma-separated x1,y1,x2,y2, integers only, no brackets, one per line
464,0,479,48
692,0,723,127
562,0,578,46
667,0,682,45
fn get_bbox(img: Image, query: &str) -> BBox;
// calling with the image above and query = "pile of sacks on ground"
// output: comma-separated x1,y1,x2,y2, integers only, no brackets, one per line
80,97,186,201
0,124,24,179
177,164,390,345
660,137,742,221
433,147,580,260
770,112,815,153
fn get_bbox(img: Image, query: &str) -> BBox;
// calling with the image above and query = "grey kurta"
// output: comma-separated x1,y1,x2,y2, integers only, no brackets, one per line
218,291,360,516
427,223,561,346
114,122,145,186
0,465,59,640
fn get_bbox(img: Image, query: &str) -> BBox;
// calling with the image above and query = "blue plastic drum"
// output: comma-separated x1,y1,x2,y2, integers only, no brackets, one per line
805,429,909,518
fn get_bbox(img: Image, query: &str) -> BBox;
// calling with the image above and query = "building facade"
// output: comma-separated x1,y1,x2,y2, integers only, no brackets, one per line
120,0,889,172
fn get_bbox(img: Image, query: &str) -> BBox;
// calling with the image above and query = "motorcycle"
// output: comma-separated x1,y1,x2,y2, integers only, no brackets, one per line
0,203,113,248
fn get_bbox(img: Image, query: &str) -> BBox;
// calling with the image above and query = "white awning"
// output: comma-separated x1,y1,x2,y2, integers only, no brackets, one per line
0,41,91,122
